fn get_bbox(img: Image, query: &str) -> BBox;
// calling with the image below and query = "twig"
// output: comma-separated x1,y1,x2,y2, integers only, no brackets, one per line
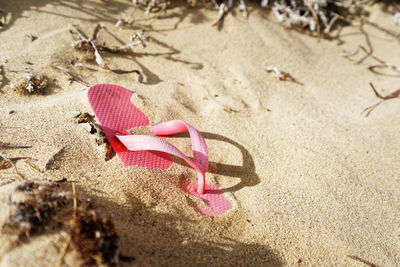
0,143,32,149
58,235,71,267
0,152,25,179
361,83,400,117
90,39,143,83
72,24,144,83
53,66,90,87
238,0,248,19
347,255,379,267
358,46,400,76
72,183,77,216
265,65,303,85
212,3,228,27
306,3,320,36
356,20,373,64
58,182,76,267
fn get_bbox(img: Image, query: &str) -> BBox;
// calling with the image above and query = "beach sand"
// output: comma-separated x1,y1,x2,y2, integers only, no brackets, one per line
0,1,399,266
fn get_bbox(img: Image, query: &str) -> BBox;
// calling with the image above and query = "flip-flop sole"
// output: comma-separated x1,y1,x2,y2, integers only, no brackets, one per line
88,84,172,169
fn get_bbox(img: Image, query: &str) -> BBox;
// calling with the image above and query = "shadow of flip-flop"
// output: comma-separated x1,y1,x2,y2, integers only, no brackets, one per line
166,131,260,194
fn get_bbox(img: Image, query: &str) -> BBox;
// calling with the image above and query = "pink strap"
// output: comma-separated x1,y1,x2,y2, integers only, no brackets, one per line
116,120,208,194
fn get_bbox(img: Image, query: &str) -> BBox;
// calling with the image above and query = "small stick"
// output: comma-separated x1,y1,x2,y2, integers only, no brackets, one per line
58,183,75,267
361,83,400,117
265,65,303,85
306,3,321,36
72,182,77,216
356,20,373,65
212,3,228,27
0,152,25,179
238,0,248,19
91,24,101,43
72,26,89,41
58,235,71,267
53,66,90,87
347,255,379,267
359,46,400,76
0,143,32,149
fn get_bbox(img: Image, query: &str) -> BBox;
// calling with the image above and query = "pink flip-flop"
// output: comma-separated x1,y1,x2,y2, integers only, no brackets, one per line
88,84,232,215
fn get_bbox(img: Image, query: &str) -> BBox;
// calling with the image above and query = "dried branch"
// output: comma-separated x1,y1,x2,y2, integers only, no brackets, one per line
71,24,144,83
362,83,400,117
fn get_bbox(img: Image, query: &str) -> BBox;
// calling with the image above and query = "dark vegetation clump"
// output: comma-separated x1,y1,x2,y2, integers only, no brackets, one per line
13,73,48,95
2,181,70,238
133,0,400,36
68,205,120,266
2,181,127,266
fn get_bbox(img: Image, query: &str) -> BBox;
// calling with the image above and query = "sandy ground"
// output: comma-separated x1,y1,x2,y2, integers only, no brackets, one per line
0,1,400,266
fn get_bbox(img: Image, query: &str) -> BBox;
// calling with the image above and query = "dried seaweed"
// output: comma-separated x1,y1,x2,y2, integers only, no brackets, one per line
13,73,48,95
3,181,127,266
75,112,105,144
105,141,116,161
75,113,115,160
75,112,95,124
361,83,400,117
71,25,144,83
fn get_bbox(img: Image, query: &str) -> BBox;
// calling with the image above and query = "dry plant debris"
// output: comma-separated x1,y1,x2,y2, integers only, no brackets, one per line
143,0,171,15
347,255,380,267
0,142,31,149
395,12,400,33
75,112,105,144
71,24,144,83
25,33,37,42
2,181,128,266
53,66,90,87
75,113,116,161
265,65,303,84
265,65,292,81
0,151,25,180
13,73,48,95
0,8,5,27
361,83,400,117
2,181,71,238
68,206,120,266
0,157,28,170
357,46,400,76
